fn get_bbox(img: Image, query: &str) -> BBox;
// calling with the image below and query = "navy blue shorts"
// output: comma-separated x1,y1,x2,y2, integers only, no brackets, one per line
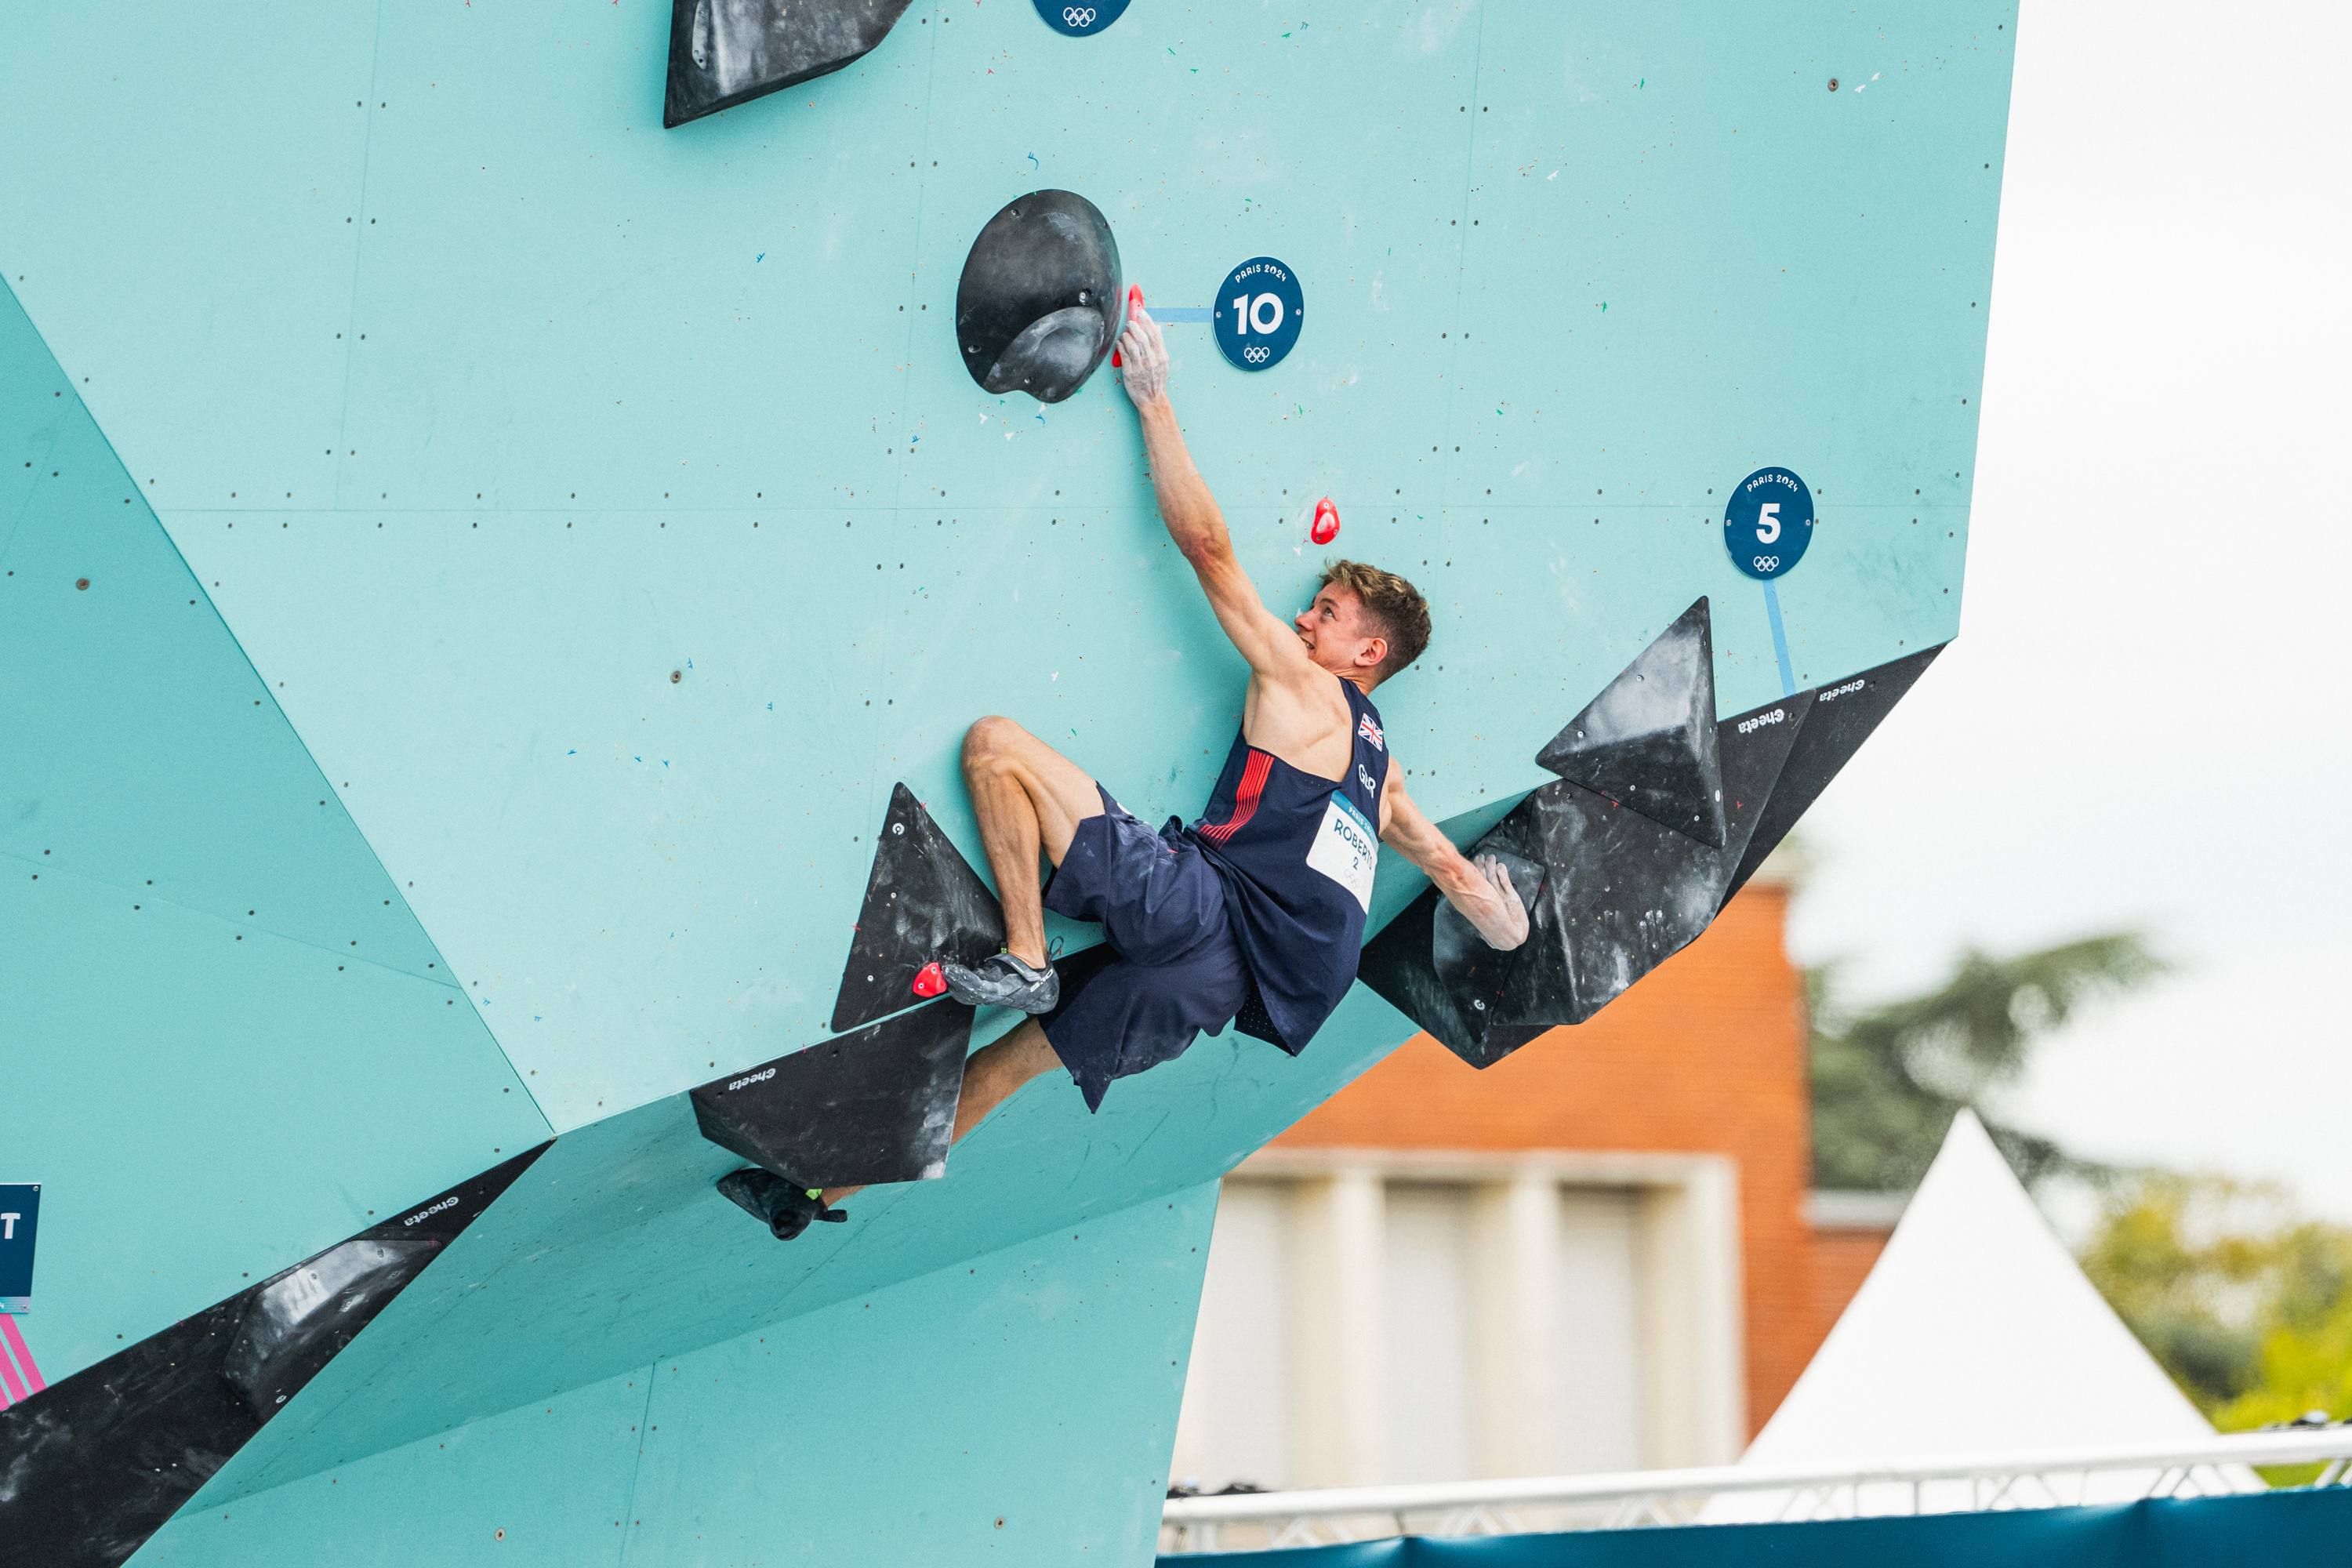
1040,786,1250,1111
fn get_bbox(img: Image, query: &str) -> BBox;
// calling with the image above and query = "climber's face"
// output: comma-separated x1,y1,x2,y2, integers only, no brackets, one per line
1294,586,1389,681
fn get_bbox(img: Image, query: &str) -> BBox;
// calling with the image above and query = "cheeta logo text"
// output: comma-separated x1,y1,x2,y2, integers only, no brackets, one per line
1817,677,1867,702
728,1066,777,1092
1737,708,1786,735
402,1196,460,1228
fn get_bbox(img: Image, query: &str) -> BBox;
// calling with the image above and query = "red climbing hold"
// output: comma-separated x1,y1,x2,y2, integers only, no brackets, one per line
911,960,948,999
1112,284,1144,367
1311,496,1341,545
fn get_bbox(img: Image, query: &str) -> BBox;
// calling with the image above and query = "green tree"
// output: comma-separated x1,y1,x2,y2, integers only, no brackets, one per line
2081,1174,2352,1480
1809,932,2169,1192
1807,926,2352,1480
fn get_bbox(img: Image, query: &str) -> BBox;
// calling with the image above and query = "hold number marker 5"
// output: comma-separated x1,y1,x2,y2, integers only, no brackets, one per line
1721,466,1814,581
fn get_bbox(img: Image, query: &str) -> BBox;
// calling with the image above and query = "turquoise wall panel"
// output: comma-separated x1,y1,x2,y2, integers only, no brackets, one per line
1,0,1998,1133
135,1363,649,1567
332,3,929,512
0,9,376,511
186,990,1401,1504
612,1182,1209,1565
1451,2,2008,499
0,285,551,1383
1,397,445,980
146,1183,1216,1566
0,873,543,1381
898,1,1485,512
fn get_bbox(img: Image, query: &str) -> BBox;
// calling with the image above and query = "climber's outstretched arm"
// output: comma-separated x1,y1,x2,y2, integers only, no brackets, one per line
1380,769,1530,951
1116,305,1313,687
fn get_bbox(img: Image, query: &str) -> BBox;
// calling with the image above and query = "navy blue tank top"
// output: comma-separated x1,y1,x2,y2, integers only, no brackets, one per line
1185,680,1388,1054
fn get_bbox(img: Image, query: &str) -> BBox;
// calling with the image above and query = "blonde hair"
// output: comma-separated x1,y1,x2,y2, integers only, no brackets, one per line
1318,559,1432,682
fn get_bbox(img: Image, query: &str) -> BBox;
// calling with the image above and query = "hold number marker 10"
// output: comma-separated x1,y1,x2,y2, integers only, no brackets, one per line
1233,293,1286,334
1214,256,1305,372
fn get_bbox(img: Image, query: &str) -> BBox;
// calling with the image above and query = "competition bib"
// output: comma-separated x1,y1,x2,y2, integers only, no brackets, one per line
1305,793,1378,913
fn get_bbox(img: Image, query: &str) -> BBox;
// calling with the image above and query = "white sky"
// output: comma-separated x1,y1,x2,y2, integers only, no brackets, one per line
1784,0,2352,1215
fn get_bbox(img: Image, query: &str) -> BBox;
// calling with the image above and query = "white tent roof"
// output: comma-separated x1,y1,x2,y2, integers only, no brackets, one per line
1744,1109,2216,1470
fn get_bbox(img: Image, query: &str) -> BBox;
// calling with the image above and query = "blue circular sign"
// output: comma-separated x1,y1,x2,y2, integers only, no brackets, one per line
1033,0,1131,36
1723,466,1814,580
1213,256,1305,372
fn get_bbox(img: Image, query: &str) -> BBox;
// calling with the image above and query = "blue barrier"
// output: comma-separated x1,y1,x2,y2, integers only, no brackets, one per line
1167,1487,2352,1568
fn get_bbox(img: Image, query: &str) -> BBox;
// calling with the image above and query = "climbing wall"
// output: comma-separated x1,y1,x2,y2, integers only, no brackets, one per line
0,0,2009,1561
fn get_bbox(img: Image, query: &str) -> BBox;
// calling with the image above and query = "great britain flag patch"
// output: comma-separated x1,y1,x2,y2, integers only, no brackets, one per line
1357,713,1385,752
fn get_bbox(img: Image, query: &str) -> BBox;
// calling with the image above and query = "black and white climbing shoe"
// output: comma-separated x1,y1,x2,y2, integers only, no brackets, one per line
717,1168,847,1242
939,950,1060,1014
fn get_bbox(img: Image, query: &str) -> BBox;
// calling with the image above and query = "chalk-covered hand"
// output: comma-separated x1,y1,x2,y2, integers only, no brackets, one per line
1461,854,1530,951
1116,303,1169,408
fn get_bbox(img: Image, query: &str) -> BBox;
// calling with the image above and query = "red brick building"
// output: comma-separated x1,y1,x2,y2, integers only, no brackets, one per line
1170,869,1889,1490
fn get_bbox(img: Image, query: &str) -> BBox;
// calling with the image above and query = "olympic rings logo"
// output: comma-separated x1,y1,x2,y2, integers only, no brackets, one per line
1063,6,1097,24
1753,555,1780,571
1243,345,1271,364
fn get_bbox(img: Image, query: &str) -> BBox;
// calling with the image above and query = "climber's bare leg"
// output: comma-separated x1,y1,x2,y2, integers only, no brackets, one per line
960,715,1105,968
822,1020,1063,1205
817,720,1091,1210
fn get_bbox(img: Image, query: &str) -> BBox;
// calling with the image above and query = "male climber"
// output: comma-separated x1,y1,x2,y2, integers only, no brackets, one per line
731,301,1530,1238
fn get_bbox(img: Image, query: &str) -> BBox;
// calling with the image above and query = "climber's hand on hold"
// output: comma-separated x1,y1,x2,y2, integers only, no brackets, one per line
1383,779,1530,952
1116,303,1170,409
1458,854,1530,951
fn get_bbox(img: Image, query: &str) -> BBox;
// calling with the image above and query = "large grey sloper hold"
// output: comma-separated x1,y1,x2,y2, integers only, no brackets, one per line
956,191,1124,404
1365,598,1731,1065
1356,844,1547,1070
1490,781,1726,1031
1363,611,1926,1068
1495,668,1933,1034
1535,597,1728,848
664,0,914,129
1371,732,1769,1067
1410,688,1837,1062
692,995,976,1190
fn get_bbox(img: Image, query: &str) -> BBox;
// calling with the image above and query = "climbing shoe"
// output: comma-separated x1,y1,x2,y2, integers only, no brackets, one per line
716,1167,847,1242
939,950,1060,1014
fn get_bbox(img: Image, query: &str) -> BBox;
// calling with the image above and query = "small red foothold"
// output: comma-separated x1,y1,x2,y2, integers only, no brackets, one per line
1310,496,1341,545
912,961,947,998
